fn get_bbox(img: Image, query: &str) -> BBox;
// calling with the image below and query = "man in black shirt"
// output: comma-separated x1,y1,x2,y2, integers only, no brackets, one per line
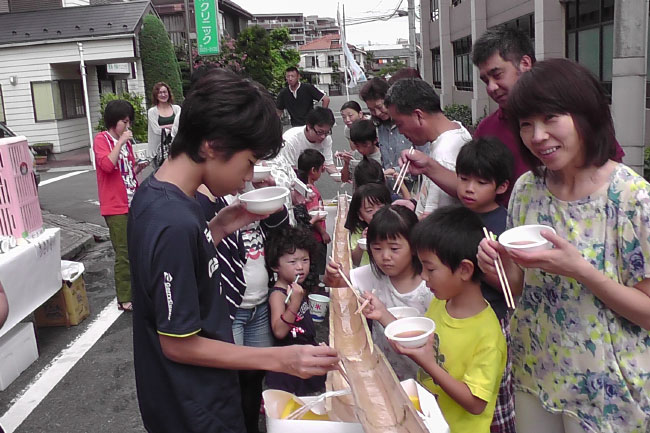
128,69,339,433
276,66,330,126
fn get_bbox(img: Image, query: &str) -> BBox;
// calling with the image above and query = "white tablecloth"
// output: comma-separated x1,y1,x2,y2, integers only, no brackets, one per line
0,228,61,339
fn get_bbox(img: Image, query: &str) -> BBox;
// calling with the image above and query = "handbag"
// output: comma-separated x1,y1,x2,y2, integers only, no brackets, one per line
155,129,173,167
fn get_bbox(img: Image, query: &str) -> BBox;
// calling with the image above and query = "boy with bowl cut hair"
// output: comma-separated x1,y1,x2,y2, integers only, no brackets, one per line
340,119,382,184
456,137,515,432
394,206,506,433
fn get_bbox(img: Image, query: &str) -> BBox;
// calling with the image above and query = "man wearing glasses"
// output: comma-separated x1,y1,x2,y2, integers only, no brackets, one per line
278,107,339,175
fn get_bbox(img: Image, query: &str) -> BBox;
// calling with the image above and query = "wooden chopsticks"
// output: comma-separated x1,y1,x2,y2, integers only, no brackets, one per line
393,147,414,193
482,228,515,310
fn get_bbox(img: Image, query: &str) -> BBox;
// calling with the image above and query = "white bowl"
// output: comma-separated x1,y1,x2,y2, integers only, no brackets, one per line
385,317,435,348
388,306,420,320
330,172,342,182
309,210,328,218
357,238,367,250
499,224,556,252
252,165,272,182
239,186,289,215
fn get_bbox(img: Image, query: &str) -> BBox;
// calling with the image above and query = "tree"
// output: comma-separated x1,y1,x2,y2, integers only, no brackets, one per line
268,28,301,94
236,25,274,89
139,14,184,106
378,57,408,79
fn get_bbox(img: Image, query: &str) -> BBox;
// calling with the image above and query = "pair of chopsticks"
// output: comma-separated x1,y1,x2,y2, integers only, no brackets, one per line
318,342,351,386
284,274,301,305
482,228,515,309
393,147,414,193
329,258,366,314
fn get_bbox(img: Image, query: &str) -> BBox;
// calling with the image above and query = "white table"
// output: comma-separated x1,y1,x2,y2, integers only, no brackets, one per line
0,228,61,338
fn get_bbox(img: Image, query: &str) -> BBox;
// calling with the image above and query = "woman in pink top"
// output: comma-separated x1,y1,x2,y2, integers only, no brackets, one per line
94,100,148,311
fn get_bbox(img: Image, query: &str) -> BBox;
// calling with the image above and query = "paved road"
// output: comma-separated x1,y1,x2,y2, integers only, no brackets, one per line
0,93,367,433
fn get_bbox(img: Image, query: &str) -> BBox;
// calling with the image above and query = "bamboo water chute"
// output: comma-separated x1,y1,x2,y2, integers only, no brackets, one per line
326,194,429,433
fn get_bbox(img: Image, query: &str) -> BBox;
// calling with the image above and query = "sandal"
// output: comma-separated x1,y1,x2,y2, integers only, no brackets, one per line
118,301,133,312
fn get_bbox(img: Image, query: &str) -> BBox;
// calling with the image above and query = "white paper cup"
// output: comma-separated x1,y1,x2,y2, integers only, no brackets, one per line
498,224,556,252
330,173,342,182
308,294,330,322
357,238,367,250
385,317,435,348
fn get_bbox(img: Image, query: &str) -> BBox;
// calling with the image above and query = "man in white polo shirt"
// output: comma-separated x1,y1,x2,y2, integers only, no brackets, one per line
280,107,338,176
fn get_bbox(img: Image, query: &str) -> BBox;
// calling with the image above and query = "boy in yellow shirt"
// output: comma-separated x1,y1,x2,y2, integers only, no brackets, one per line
362,205,506,432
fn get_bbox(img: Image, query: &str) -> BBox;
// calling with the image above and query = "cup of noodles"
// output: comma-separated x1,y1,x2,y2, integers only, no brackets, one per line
384,317,435,348
498,224,556,252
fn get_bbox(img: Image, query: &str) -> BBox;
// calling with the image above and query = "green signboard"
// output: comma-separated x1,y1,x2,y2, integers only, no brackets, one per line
194,0,220,55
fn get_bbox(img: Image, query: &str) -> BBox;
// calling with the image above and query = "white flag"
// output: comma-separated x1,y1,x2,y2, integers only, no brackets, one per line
338,5,367,87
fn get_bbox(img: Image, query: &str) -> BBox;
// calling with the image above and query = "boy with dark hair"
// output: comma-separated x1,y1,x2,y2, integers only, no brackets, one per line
280,107,339,176
340,119,382,184
128,69,338,433
353,157,385,187
276,66,330,127
456,137,515,432
363,205,506,432
385,78,471,218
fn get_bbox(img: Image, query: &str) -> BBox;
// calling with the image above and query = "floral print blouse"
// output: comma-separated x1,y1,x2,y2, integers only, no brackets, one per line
507,164,650,433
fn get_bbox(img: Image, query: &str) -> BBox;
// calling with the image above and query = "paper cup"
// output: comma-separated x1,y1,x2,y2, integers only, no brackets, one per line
498,224,556,252
385,317,436,348
308,294,330,322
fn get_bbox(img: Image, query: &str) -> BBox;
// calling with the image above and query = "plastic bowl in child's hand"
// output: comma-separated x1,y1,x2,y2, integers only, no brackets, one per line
252,165,272,182
309,210,328,218
388,306,420,320
330,172,342,182
498,224,556,252
384,317,435,348
357,238,367,250
239,186,289,215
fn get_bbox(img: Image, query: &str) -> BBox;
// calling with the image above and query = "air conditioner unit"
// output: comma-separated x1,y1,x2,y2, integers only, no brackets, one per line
0,136,43,240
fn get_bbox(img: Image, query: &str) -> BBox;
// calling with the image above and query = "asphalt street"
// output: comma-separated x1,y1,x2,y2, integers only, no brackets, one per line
0,94,365,433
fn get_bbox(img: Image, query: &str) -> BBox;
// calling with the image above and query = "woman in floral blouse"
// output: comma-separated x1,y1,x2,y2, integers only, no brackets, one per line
478,58,650,433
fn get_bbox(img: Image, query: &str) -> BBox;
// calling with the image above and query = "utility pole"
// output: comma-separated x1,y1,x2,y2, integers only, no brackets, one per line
183,0,193,75
407,0,417,69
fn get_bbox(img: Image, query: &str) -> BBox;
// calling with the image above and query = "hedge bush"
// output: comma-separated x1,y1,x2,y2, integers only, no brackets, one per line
95,92,147,143
139,14,184,106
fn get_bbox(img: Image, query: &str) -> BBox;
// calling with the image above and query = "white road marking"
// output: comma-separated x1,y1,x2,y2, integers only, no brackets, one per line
46,166,94,173
0,300,122,433
39,170,90,187
85,199,100,206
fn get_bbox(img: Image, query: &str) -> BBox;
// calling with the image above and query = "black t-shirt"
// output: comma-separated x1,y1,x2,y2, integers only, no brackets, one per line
478,205,508,321
276,83,324,126
128,176,245,433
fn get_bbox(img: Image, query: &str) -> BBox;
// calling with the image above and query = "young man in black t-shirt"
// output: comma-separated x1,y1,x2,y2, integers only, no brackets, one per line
276,66,330,127
128,69,339,433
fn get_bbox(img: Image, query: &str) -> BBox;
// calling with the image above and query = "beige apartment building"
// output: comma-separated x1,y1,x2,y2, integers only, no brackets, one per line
420,0,647,174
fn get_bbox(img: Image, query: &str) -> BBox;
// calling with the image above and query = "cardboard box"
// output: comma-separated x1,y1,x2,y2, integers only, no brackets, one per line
263,379,450,433
0,322,38,391
34,261,89,327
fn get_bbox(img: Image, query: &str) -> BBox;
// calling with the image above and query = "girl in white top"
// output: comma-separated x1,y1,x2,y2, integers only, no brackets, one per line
147,82,181,160
327,204,433,380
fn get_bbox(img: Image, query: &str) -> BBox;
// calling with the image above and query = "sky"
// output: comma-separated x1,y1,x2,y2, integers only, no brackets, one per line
234,0,419,46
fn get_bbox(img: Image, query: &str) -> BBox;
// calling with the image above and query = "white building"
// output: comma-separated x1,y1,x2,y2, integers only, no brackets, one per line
0,0,152,153
420,0,647,174
299,33,366,96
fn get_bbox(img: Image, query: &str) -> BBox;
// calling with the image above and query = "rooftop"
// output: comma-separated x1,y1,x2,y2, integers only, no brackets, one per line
299,33,360,52
0,1,152,46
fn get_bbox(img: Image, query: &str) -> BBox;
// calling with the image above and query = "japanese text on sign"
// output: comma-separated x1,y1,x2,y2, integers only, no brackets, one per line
193,0,219,55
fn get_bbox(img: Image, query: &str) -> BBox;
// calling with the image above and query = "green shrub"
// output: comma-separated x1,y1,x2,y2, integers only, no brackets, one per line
139,14,184,106
644,146,650,182
96,92,147,143
443,104,473,128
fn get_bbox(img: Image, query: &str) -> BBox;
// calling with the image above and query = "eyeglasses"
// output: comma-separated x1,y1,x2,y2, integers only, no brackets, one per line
311,126,332,137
